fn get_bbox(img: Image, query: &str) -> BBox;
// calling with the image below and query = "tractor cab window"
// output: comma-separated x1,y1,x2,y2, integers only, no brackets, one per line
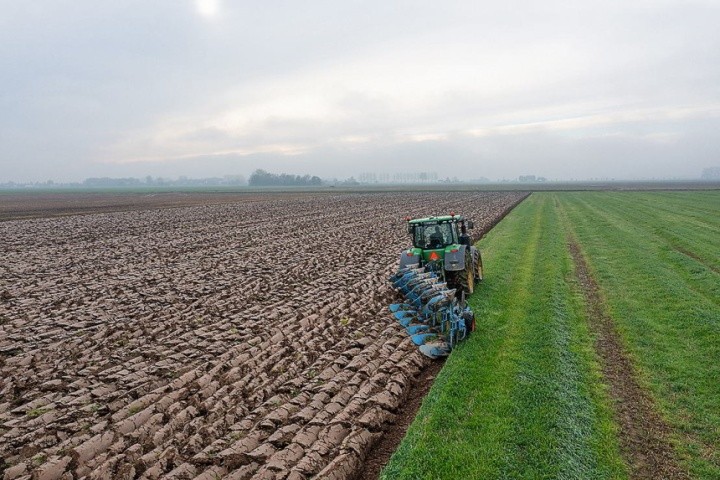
414,222,456,249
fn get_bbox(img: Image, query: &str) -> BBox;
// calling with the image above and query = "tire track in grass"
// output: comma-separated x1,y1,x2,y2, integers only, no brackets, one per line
567,241,687,480
673,246,720,275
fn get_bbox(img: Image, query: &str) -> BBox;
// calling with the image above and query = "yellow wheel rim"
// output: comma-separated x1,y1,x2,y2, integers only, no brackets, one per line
467,266,474,294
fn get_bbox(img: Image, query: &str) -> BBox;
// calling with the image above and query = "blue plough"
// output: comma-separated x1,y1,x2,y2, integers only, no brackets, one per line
388,263,475,358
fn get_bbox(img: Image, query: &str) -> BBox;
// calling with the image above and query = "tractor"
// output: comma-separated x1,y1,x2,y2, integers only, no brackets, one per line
397,213,483,296
387,213,482,358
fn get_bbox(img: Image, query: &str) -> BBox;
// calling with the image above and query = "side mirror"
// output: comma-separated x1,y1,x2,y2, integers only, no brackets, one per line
407,225,414,235
467,220,474,229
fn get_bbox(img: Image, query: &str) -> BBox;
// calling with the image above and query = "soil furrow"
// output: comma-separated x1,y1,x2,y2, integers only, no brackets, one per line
0,191,527,479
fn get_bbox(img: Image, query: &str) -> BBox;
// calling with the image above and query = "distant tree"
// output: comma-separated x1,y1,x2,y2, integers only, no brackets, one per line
249,169,270,186
223,174,246,185
84,177,142,187
249,169,323,186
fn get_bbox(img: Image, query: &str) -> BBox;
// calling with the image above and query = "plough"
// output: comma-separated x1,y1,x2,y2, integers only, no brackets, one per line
388,262,475,358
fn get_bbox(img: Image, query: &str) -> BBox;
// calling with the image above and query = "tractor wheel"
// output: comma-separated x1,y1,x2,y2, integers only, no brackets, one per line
475,251,484,283
454,253,475,295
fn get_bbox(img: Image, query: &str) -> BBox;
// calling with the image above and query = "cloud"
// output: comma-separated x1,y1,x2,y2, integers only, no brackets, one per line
1,0,719,181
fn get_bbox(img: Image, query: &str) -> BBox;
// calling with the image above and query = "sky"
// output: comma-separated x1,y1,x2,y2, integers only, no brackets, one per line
1,0,719,182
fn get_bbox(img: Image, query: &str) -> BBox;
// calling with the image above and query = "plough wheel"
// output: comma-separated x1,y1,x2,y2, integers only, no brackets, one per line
463,311,476,333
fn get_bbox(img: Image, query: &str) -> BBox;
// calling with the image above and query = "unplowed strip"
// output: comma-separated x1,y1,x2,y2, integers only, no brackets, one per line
568,242,687,480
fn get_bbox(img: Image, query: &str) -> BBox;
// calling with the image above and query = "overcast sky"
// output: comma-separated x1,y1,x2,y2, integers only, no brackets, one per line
1,0,719,182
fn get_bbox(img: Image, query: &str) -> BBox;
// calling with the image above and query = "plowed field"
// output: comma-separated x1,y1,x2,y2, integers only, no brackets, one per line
0,192,526,480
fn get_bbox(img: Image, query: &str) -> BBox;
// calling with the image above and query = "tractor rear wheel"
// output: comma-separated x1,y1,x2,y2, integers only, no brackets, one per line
475,251,484,282
454,253,475,295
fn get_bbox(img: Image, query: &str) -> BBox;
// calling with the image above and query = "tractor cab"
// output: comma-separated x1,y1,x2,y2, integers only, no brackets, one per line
413,221,455,249
397,213,482,294
407,214,474,250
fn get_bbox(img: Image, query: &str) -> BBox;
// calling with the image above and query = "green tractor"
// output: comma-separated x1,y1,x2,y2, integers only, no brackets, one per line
397,213,483,295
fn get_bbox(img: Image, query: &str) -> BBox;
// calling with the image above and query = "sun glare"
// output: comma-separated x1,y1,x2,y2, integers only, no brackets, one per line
196,0,219,17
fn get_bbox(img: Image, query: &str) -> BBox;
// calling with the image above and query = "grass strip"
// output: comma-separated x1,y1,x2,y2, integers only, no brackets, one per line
382,194,625,479
558,192,720,478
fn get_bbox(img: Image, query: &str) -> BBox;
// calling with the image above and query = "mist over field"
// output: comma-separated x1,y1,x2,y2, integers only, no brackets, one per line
1,1,719,182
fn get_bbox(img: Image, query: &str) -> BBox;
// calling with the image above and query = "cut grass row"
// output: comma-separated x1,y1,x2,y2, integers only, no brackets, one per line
561,192,719,478
382,191,719,479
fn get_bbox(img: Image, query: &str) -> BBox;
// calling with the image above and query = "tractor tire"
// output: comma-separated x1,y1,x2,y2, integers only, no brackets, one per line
475,251,484,283
454,253,475,296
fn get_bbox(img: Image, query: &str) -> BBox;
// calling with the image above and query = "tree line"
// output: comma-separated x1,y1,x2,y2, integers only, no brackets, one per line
248,169,322,186
81,175,247,187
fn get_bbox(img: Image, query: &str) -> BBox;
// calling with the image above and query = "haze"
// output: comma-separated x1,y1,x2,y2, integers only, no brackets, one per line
1,0,719,183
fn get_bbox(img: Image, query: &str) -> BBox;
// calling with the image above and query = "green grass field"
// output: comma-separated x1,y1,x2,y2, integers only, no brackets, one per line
382,191,719,479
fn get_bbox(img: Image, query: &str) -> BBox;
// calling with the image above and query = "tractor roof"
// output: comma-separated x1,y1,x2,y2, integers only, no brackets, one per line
408,215,464,224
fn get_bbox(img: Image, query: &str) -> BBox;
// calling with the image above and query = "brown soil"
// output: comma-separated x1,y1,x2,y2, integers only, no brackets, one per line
0,192,310,221
0,191,528,480
356,361,445,480
568,242,687,480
